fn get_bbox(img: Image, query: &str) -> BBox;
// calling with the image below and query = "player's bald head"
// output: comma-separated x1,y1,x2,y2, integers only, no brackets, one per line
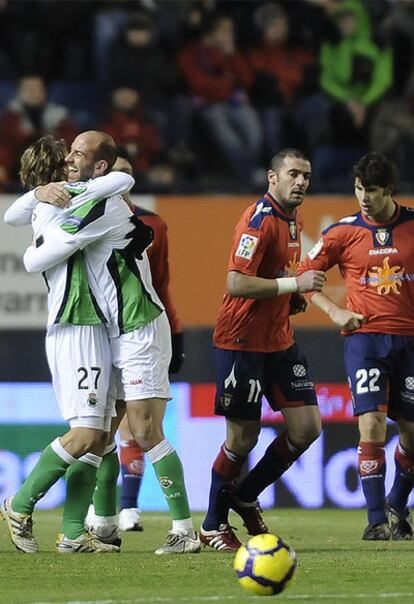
77,131,117,173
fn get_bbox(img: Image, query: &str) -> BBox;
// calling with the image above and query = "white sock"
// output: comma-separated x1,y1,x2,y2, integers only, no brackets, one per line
172,518,195,538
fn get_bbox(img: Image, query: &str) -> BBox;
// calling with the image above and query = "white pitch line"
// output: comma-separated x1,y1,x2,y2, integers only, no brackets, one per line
26,592,414,604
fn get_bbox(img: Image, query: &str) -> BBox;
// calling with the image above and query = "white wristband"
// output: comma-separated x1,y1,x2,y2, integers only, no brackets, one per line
276,277,297,295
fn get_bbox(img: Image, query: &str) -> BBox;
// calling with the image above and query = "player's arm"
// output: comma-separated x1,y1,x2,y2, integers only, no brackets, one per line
298,233,365,332
4,190,38,226
26,172,135,210
310,291,365,332
227,220,325,299
23,228,80,273
69,171,134,199
23,199,113,273
227,270,326,299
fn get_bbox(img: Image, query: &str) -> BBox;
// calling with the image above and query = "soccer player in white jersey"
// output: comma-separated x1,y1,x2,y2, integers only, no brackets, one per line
2,135,136,553
10,130,200,555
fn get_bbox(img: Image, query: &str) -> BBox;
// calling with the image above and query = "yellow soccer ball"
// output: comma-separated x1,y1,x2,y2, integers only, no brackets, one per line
233,533,297,596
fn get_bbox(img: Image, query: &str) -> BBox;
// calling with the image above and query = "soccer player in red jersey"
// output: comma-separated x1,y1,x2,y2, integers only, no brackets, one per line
200,148,326,551
299,152,414,540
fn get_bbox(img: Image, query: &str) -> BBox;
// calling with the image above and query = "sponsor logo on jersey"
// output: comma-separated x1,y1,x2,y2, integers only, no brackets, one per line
368,247,398,255
288,241,300,247
367,256,404,295
235,234,258,259
63,216,82,227
88,393,97,406
285,251,299,276
289,221,297,240
159,477,173,489
308,238,323,260
129,378,143,385
375,228,390,246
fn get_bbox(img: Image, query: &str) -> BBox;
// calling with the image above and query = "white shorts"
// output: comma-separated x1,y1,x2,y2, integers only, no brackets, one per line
110,313,172,402
46,324,115,430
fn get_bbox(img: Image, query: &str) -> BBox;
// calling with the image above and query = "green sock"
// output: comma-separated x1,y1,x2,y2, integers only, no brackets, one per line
12,439,74,515
149,441,191,520
93,448,119,517
61,454,100,539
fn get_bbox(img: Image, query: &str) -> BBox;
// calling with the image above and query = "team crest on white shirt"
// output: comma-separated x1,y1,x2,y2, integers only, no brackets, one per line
236,234,258,259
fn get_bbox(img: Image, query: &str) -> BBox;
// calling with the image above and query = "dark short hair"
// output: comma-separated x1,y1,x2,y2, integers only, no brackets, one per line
353,152,398,191
19,135,67,189
269,148,309,172
94,133,117,173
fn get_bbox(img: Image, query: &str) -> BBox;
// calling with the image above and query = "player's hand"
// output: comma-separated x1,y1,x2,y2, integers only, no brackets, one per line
329,308,366,332
296,270,326,294
34,182,70,208
289,292,307,315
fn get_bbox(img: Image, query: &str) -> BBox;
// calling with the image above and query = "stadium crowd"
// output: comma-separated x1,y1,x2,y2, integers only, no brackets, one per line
0,0,414,194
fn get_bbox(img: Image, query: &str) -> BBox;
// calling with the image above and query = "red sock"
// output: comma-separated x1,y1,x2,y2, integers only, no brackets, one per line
395,441,414,475
120,440,144,510
213,444,246,481
358,441,385,477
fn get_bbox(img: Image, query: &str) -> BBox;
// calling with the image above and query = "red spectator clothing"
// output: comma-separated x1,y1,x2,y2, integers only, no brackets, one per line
248,43,315,105
132,207,181,336
101,111,161,172
178,42,254,104
298,204,414,336
214,192,303,353
0,104,78,179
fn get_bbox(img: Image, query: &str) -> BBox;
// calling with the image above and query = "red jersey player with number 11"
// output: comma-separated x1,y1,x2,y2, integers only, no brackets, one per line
200,148,326,551
299,152,414,541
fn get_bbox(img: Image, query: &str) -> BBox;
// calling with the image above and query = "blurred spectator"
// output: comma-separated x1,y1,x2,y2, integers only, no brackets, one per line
93,0,141,84
107,12,193,161
319,0,393,147
0,1,94,81
100,86,176,192
178,12,263,189
0,75,78,189
248,2,328,161
289,0,341,51
388,0,414,95
370,73,414,188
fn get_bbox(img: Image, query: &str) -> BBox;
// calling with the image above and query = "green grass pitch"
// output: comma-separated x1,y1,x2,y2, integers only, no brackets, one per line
1,508,414,604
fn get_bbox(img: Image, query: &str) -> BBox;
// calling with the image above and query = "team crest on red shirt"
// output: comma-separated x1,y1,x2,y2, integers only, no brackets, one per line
289,221,297,240
375,228,389,246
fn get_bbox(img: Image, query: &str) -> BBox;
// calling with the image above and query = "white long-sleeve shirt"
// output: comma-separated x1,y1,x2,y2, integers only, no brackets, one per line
5,172,163,336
